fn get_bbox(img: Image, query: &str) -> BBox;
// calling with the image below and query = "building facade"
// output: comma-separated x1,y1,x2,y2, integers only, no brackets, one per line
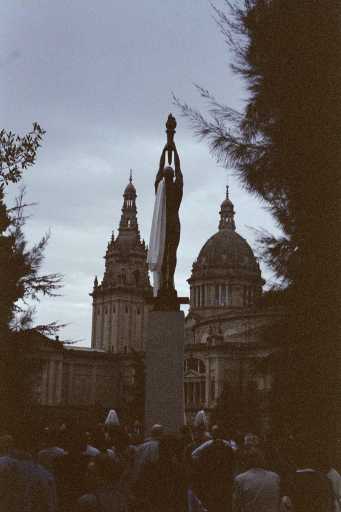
24,334,142,426
183,187,281,431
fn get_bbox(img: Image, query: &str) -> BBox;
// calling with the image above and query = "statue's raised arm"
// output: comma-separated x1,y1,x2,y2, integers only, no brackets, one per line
155,145,167,193
173,143,183,189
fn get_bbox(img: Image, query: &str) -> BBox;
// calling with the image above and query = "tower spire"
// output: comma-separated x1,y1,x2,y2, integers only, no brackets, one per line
118,173,140,240
219,186,236,231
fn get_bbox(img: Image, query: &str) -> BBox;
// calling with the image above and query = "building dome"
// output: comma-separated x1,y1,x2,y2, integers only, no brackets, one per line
197,229,259,274
188,187,263,311
124,182,136,196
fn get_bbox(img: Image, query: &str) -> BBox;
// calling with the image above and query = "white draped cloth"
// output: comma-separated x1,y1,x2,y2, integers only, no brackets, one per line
105,409,120,426
147,179,167,297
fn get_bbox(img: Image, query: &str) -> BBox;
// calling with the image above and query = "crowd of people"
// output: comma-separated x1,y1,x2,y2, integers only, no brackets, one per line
0,410,340,512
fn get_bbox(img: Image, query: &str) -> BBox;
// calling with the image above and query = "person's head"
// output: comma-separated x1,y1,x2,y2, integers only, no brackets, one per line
150,424,164,440
42,427,60,448
13,421,37,453
180,425,193,445
111,427,130,452
211,425,222,440
243,447,266,470
91,428,108,452
95,453,121,485
133,420,142,433
193,425,208,443
244,432,260,447
159,434,181,465
85,460,98,491
163,165,174,181
64,426,87,455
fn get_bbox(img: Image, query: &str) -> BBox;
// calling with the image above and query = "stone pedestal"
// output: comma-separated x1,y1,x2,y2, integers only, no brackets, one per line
145,311,184,434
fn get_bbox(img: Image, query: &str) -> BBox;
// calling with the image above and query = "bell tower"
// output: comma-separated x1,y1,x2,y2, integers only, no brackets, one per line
90,173,152,353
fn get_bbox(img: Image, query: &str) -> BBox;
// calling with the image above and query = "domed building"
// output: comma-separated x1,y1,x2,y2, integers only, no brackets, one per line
184,187,281,432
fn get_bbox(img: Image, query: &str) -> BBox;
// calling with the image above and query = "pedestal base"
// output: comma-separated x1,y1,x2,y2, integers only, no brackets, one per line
145,311,184,434
146,295,189,311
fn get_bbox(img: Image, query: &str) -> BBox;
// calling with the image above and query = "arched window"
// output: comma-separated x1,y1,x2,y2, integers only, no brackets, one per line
184,358,206,374
184,358,206,409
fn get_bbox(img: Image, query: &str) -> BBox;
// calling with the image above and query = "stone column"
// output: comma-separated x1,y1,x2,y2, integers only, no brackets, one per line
91,365,97,404
41,361,48,405
91,305,96,348
68,363,74,405
145,311,185,434
56,360,63,404
215,357,222,399
47,360,55,405
100,301,104,349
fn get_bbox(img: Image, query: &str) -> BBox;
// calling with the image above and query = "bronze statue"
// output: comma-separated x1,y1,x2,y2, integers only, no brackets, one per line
148,114,183,308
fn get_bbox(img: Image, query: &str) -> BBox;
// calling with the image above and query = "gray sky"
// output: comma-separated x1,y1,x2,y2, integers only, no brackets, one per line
1,0,279,345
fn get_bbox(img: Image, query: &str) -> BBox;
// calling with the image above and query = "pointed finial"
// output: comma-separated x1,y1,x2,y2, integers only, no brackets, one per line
94,276,98,288
219,184,235,231
129,169,133,183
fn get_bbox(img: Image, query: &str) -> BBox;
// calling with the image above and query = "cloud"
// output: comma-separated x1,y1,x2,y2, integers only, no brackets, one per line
0,49,21,68
2,0,279,343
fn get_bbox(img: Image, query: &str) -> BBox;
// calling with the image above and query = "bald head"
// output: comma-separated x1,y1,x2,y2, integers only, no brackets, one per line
150,424,164,439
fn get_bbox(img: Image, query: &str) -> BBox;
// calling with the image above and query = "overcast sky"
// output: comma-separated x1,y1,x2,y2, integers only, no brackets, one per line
1,0,279,345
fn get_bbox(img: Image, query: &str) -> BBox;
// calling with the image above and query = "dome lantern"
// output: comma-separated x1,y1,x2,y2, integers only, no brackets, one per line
219,185,235,231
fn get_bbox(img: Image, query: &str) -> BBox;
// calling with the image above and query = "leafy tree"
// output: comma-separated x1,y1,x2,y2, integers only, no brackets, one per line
1,188,62,335
211,380,260,436
0,124,62,336
175,1,340,444
0,124,62,430
0,123,45,184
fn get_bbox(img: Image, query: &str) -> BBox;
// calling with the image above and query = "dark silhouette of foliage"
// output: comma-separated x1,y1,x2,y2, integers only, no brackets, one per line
0,124,62,431
0,123,44,184
0,125,62,336
175,1,341,444
211,380,260,435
